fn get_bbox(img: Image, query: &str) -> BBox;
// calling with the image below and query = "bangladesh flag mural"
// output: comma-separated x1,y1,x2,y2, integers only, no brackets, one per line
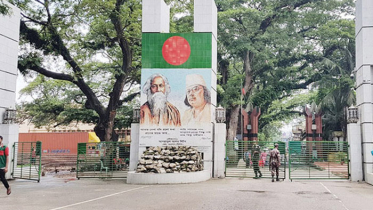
142,33,212,69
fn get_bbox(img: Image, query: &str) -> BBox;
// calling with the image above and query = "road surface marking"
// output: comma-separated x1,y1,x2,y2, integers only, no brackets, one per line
50,186,149,210
320,182,349,210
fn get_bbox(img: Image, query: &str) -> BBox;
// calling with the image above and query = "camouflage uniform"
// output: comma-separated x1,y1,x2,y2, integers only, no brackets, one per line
252,145,262,178
269,146,281,182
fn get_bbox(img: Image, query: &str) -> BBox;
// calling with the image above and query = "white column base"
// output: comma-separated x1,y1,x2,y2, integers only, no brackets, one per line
127,170,210,184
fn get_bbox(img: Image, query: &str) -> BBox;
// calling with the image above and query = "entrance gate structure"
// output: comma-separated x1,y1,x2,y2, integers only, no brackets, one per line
76,142,129,179
12,142,42,182
225,141,286,180
288,141,349,181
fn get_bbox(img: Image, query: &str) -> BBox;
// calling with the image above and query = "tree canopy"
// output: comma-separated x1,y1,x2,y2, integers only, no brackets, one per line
0,0,10,15
14,0,356,142
216,0,355,141
14,0,142,141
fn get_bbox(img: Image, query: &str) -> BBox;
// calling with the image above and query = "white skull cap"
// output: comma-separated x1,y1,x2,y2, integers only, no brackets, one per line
186,74,206,89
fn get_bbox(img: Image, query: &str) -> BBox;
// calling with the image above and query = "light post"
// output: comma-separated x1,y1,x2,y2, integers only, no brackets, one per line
132,107,140,123
347,106,358,123
215,106,226,123
3,109,16,124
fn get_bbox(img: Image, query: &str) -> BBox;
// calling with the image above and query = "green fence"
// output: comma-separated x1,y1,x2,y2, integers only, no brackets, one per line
288,141,349,180
76,142,129,179
12,142,42,182
225,141,286,179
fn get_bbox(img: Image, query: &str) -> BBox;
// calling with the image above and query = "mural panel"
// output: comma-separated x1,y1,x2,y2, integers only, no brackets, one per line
139,69,212,147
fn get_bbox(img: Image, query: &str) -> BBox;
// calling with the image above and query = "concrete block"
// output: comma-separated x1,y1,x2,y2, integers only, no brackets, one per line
355,0,373,32
355,65,372,88
356,27,373,68
127,170,210,184
194,0,217,38
0,73,17,92
0,3,20,40
142,0,169,32
210,88,217,107
213,123,226,178
211,70,217,90
347,123,363,181
160,1,170,33
366,173,373,185
129,123,140,171
362,142,373,162
212,34,217,73
355,84,372,106
359,104,373,123
0,90,16,109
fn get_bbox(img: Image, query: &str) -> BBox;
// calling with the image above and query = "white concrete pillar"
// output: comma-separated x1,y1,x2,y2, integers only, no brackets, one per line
194,0,217,39
355,0,373,184
194,0,218,121
0,2,20,180
214,123,226,178
142,0,169,33
347,123,363,181
129,123,140,171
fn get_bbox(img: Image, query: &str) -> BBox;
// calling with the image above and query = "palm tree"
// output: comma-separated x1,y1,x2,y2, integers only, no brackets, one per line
320,77,355,141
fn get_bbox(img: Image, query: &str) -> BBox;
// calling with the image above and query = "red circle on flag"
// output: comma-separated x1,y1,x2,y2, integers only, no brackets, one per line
162,36,191,66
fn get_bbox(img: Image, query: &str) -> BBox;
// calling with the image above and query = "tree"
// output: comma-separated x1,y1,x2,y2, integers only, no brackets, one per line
0,0,10,15
216,0,355,141
312,18,356,141
318,77,355,141
14,0,142,141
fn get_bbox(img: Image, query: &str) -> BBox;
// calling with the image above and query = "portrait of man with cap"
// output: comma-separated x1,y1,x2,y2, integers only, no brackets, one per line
182,74,211,126
141,73,181,127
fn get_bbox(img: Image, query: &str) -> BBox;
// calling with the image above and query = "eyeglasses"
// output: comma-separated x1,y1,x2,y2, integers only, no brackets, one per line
186,86,202,95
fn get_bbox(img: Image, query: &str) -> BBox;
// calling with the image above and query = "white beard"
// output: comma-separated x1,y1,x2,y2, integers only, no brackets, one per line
148,92,167,117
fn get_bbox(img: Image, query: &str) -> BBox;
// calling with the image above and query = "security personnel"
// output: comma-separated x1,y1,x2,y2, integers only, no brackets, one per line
269,143,281,182
252,144,262,178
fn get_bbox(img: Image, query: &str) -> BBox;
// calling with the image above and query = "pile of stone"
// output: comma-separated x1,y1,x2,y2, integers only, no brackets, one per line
136,146,204,173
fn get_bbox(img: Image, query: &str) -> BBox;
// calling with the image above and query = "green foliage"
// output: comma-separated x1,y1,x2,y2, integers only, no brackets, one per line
0,0,10,15
258,122,282,142
15,0,142,140
216,0,355,138
165,0,194,33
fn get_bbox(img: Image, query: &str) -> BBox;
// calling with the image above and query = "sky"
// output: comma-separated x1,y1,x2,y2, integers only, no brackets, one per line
16,73,27,102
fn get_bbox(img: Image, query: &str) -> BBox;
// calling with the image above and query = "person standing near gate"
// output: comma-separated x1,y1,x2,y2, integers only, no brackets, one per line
269,143,281,182
244,149,251,168
252,144,262,178
0,136,11,195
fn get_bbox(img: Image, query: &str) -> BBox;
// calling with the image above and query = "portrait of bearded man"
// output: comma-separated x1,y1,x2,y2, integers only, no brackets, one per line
140,73,181,127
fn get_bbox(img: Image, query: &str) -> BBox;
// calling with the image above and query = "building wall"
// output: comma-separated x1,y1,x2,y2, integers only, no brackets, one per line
0,2,19,115
0,1,20,179
355,0,373,184
19,132,89,155
19,120,131,142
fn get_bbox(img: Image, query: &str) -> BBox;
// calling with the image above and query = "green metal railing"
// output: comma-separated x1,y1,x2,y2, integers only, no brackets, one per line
288,141,349,180
76,142,129,179
12,142,42,182
225,141,286,179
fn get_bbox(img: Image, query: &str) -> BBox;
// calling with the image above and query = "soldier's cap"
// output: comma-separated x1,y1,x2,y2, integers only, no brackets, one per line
274,143,279,147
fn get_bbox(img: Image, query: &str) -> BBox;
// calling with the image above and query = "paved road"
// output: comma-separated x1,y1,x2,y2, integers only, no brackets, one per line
1,173,373,210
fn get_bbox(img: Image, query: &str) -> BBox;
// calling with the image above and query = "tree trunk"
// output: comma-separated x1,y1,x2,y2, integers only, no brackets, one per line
94,112,119,142
226,50,254,142
227,105,240,141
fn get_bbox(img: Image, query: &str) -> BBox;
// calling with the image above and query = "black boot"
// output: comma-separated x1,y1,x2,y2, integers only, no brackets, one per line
272,175,274,182
259,171,262,178
276,176,279,181
254,171,258,179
